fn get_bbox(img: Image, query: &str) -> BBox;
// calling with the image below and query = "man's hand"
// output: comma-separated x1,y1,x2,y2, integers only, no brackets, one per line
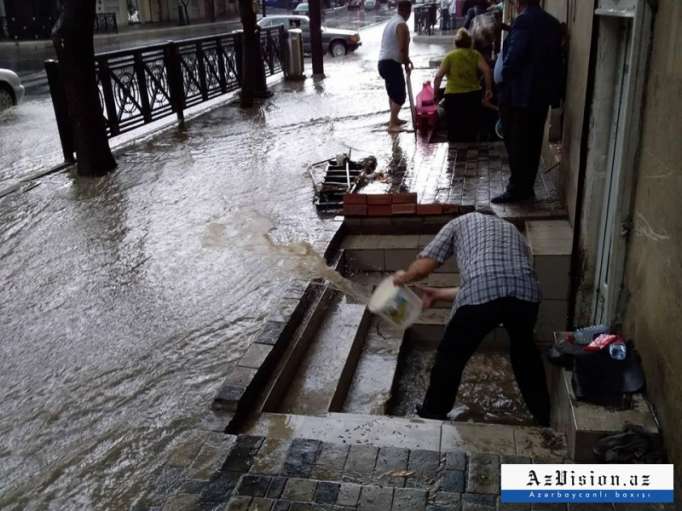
404,59,414,75
417,286,440,309
417,286,459,308
484,88,493,102
393,270,409,286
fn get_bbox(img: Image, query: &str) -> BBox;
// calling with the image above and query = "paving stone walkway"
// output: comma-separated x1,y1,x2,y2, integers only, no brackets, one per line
404,142,566,222
152,432,680,511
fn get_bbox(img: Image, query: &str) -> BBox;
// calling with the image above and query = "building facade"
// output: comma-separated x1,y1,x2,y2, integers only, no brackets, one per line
541,0,682,496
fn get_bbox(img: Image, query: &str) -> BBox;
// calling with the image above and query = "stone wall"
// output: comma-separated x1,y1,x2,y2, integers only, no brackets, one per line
622,0,682,494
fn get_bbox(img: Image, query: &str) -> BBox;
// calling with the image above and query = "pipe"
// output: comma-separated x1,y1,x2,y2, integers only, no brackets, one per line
567,2,599,329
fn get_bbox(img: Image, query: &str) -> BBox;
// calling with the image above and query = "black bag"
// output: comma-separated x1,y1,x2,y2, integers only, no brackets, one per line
571,341,645,406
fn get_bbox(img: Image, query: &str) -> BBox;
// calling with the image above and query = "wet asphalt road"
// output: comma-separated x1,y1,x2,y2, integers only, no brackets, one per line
0,12,452,510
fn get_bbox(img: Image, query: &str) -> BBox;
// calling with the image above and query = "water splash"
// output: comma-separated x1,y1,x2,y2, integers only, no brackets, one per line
263,235,371,304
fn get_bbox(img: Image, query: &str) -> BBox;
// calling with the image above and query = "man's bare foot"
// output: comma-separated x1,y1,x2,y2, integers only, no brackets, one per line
388,123,403,133
397,119,408,125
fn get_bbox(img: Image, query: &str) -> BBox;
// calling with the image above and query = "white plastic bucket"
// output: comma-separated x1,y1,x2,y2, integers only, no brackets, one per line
368,276,423,330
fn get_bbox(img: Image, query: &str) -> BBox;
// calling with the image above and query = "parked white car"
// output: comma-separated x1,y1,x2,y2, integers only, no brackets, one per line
0,69,25,111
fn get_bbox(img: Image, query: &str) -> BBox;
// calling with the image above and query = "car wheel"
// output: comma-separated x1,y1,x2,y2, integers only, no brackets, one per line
0,87,14,111
330,41,347,57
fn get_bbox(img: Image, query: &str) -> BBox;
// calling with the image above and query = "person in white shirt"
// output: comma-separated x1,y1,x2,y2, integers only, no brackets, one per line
378,1,413,132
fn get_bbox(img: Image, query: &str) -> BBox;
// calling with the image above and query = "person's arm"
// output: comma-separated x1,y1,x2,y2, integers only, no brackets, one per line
393,257,439,285
418,286,459,308
433,60,448,100
477,54,493,102
502,17,530,81
396,22,413,73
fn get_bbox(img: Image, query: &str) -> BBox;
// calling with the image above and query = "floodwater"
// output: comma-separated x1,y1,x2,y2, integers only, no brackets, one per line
0,16,452,511
389,343,536,426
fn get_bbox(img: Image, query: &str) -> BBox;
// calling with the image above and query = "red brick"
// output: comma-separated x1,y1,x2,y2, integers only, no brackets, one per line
343,204,367,216
366,194,392,205
441,204,461,214
367,204,393,216
344,193,367,205
391,192,418,204
417,204,443,215
392,203,417,215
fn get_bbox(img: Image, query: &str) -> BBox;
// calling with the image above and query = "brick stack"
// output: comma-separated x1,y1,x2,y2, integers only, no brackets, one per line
343,193,469,218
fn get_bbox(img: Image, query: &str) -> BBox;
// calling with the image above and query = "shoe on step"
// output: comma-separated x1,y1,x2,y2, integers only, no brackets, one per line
415,404,448,421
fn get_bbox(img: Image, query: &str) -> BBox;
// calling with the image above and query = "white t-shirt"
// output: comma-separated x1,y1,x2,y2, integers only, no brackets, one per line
379,14,408,63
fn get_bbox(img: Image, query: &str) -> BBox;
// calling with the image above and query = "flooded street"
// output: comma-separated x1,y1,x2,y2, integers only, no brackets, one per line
0,17,450,510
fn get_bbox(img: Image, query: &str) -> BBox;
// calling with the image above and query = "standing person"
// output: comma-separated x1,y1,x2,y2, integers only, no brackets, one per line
433,28,492,142
393,212,551,426
440,0,451,31
492,0,562,204
378,0,413,133
463,0,489,29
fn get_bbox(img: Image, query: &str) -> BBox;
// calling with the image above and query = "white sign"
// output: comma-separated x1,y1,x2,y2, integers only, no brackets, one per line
501,464,674,504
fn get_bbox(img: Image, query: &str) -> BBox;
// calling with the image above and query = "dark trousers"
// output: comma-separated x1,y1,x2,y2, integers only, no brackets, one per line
500,105,548,197
445,90,482,142
440,9,450,30
421,297,551,426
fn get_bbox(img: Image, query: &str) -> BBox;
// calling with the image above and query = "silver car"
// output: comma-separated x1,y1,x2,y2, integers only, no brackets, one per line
0,68,25,111
258,15,361,56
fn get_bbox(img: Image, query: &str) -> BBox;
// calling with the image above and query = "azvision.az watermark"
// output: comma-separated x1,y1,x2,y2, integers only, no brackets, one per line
500,464,674,504
526,469,651,488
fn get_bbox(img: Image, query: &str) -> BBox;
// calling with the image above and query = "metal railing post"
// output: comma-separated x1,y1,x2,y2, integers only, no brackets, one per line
279,26,289,77
44,59,75,163
165,41,186,122
195,41,209,100
233,31,243,84
96,57,120,136
216,37,228,93
133,52,153,123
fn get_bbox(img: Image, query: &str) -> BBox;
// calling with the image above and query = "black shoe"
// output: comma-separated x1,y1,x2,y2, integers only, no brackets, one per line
491,190,534,204
415,404,448,421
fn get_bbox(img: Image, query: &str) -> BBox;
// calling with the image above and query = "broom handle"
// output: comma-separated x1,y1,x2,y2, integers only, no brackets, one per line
406,71,417,136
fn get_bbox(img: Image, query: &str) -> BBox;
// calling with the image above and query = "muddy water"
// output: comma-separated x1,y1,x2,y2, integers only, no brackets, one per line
389,344,535,426
0,17,455,510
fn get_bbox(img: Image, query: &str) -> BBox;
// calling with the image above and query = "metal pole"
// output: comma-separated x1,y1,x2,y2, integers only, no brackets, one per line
308,0,324,76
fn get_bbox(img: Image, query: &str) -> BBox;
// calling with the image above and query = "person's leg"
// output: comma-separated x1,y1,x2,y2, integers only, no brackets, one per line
501,298,550,426
387,61,406,131
420,301,501,418
462,89,482,142
494,106,533,202
445,94,460,141
524,106,548,193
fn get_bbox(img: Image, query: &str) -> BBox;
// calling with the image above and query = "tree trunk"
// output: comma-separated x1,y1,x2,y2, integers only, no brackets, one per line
237,0,268,107
52,0,116,176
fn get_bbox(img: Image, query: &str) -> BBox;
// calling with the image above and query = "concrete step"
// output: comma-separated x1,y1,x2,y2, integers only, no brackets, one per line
551,367,660,462
269,293,369,415
342,316,403,415
342,234,458,273
244,412,568,461
525,219,573,342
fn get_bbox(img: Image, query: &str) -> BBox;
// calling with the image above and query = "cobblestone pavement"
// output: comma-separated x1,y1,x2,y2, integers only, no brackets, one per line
152,433,674,511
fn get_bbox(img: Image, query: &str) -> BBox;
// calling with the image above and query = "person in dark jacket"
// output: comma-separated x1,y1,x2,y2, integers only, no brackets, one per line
491,0,562,204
